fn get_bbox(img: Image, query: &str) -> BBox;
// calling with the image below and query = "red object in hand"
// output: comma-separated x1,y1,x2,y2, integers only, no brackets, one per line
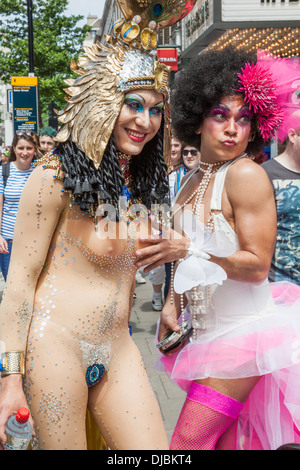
15,407,30,424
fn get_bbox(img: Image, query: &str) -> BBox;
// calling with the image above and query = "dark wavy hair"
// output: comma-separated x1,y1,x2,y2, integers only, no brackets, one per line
56,121,169,220
171,46,265,156
9,132,40,162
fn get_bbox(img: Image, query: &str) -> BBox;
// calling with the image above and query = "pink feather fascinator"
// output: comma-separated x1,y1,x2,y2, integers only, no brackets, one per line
235,49,300,143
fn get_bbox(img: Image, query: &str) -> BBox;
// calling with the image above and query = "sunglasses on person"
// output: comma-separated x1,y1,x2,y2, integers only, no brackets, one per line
16,130,35,136
182,149,198,157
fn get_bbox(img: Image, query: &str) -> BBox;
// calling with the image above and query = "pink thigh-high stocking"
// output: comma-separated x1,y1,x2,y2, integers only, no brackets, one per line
170,382,243,450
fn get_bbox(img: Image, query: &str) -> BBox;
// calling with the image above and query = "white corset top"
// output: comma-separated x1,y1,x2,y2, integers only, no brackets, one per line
177,155,275,334
210,155,275,328
210,157,241,248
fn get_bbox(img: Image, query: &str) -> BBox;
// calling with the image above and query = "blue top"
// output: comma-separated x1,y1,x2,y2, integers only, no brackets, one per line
0,162,34,239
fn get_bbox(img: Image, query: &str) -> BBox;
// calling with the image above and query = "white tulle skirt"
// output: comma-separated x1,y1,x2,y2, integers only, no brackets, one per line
156,281,300,449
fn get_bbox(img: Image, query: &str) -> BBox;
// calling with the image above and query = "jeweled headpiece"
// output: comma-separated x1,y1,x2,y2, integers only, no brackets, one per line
56,0,196,168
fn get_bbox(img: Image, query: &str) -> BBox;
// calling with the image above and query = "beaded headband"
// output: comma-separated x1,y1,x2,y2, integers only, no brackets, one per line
56,0,196,169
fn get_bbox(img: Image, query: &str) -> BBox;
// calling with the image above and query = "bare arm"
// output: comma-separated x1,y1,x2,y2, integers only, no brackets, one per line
0,165,67,352
0,164,67,446
128,278,135,324
209,160,276,283
157,280,182,346
136,226,190,272
0,194,9,253
155,161,277,357
136,160,276,282
135,172,194,271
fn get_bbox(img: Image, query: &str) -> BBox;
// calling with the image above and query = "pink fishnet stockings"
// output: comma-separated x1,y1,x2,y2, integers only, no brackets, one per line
170,398,235,450
170,383,243,450
215,421,238,450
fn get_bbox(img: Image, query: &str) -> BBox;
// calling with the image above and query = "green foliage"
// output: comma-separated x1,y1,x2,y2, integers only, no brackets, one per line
0,0,91,125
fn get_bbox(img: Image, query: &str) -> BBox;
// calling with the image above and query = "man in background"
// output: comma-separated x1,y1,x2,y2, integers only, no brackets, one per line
39,127,57,155
262,118,300,285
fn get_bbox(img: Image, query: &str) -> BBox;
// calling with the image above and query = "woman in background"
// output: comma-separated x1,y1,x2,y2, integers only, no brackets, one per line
0,132,38,280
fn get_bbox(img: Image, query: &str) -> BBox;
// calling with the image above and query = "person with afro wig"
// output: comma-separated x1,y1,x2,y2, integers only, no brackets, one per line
135,46,300,450
171,47,265,157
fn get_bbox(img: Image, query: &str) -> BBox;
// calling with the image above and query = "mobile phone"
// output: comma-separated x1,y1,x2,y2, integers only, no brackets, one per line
156,321,192,353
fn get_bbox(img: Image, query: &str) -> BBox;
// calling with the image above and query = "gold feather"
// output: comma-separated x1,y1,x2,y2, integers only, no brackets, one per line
56,31,171,168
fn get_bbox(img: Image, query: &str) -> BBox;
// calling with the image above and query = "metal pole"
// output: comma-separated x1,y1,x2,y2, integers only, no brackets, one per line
27,0,35,76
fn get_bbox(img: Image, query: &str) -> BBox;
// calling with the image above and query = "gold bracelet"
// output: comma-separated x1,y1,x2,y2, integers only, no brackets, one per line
1,352,25,377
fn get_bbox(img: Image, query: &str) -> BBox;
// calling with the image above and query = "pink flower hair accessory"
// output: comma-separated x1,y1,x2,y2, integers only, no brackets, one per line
256,50,300,143
235,60,284,142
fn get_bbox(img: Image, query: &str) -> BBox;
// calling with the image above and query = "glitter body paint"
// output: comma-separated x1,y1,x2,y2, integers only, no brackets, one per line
0,163,168,450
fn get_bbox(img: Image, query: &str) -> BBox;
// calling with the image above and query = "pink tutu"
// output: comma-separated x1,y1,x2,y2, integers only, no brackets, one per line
156,281,300,449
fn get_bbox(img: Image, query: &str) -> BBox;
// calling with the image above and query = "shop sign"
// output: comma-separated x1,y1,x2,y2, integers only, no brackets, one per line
182,0,213,50
157,48,178,71
185,0,210,39
222,0,300,21
11,76,39,134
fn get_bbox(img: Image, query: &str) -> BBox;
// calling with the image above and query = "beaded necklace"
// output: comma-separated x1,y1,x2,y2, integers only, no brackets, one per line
170,159,229,340
117,151,133,192
172,160,227,227
116,151,147,225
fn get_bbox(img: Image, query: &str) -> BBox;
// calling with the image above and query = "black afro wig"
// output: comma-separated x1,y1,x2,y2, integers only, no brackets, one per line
171,46,266,156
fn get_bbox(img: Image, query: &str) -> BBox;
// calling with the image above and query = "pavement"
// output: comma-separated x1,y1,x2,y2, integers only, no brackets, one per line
0,271,185,444
131,273,186,444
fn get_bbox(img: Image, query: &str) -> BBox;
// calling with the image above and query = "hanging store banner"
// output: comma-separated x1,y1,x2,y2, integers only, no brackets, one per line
157,48,179,71
182,0,214,51
222,0,300,21
11,76,39,134
181,0,300,57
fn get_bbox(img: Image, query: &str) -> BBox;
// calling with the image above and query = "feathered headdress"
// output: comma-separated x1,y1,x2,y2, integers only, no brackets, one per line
235,49,300,143
55,0,196,168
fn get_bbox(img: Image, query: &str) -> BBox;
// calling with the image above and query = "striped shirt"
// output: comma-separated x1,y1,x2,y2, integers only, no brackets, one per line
0,162,34,239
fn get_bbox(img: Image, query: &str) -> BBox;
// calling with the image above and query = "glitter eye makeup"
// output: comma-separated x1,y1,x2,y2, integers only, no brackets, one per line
149,104,164,116
124,94,164,116
124,95,144,113
239,109,253,122
209,104,253,123
209,106,228,119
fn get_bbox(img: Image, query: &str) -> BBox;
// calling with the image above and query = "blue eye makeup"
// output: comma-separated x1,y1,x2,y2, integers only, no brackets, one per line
124,96,144,113
124,94,164,116
149,105,164,116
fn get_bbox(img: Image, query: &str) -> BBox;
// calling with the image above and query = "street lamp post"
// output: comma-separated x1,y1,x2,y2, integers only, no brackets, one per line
27,0,35,76
26,0,41,128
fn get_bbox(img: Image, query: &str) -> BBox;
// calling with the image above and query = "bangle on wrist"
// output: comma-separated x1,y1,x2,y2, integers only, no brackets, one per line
1,351,25,377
